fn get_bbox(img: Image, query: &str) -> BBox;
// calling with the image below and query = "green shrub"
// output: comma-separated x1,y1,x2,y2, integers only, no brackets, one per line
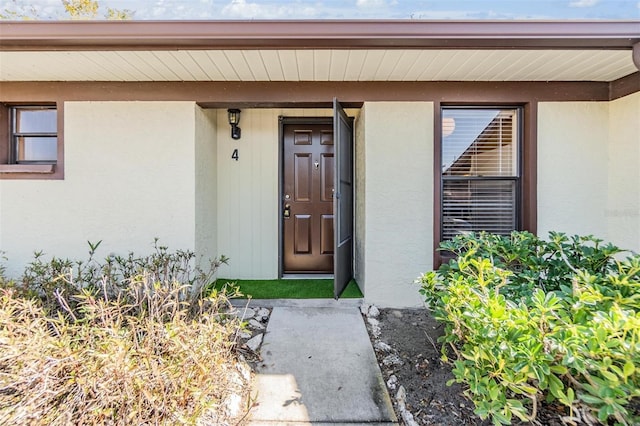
0,243,247,425
419,232,640,426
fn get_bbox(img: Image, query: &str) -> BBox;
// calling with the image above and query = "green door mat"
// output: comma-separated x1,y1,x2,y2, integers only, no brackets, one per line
213,278,363,299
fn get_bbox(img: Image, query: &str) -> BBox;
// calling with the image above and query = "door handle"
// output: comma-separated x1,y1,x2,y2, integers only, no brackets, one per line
283,204,291,219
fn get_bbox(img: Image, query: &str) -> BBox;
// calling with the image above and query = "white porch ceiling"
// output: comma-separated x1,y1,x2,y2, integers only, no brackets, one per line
0,48,635,82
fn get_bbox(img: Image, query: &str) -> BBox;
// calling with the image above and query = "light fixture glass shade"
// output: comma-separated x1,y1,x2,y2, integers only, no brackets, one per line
227,109,241,125
442,117,456,137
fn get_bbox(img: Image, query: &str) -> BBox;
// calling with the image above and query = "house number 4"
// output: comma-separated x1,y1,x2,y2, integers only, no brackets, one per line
231,149,239,161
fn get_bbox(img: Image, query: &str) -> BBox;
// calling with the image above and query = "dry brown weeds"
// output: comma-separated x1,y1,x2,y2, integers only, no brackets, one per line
0,255,249,425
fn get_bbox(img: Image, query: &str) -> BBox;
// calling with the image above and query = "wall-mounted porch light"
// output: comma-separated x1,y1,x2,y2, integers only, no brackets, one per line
227,109,241,140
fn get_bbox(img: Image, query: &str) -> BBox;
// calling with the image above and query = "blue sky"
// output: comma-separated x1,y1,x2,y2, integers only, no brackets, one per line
3,0,640,20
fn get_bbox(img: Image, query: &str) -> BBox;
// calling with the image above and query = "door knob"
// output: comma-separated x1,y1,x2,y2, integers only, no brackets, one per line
283,204,291,219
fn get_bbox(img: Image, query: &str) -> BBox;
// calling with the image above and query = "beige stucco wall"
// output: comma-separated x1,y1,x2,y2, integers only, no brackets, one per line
358,102,433,308
537,102,609,240
354,107,367,293
0,101,203,277
538,98,640,254
194,108,218,266
607,92,640,253
3,97,635,304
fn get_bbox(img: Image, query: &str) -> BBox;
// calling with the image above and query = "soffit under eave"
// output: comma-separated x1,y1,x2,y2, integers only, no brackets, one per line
0,48,636,83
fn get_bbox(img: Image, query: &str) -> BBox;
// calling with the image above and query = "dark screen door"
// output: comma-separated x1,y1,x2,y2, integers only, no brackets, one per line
333,99,354,298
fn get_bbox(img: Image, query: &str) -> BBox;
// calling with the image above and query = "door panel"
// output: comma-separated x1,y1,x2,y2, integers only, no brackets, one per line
321,153,334,201
283,122,334,273
321,130,334,145
294,215,312,254
294,130,312,145
294,153,312,201
320,214,334,255
333,99,354,298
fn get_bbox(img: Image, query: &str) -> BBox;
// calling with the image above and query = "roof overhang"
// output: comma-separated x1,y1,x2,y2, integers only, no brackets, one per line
0,20,638,84
1,20,639,50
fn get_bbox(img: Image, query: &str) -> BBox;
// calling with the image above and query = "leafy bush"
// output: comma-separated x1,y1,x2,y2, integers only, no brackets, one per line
418,232,640,426
0,243,248,425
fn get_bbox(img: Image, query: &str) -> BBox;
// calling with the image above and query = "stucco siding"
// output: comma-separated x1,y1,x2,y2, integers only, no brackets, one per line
354,106,366,294
607,92,640,253
2,97,636,305
537,102,609,240
0,101,197,277
195,107,218,267
360,102,433,308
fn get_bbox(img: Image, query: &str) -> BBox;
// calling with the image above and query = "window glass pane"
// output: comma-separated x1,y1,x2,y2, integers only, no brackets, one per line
16,136,58,162
442,109,517,177
442,180,516,240
16,108,57,133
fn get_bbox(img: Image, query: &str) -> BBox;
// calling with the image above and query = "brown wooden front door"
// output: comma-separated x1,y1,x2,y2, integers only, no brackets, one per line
282,120,334,273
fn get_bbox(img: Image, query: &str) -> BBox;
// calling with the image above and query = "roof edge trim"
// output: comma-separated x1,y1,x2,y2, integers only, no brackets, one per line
1,20,639,51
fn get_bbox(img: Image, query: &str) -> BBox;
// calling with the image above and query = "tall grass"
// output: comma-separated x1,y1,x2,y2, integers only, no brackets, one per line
0,242,249,425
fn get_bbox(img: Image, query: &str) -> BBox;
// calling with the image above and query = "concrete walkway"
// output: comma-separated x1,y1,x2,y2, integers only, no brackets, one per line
246,305,398,425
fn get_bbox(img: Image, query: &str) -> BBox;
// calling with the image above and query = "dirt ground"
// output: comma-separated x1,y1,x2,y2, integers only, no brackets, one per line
365,307,640,426
366,307,640,426
365,307,489,426
366,308,574,426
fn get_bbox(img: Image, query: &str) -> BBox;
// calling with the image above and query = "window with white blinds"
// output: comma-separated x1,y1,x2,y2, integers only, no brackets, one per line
441,108,520,241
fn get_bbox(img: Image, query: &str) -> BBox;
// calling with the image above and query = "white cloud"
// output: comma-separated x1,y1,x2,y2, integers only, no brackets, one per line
354,0,401,17
2,0,62,19
409,9,479,19
355,0,401,11
569,0,598,7
407,7,555,20
356,0,387,7
221,0,318,19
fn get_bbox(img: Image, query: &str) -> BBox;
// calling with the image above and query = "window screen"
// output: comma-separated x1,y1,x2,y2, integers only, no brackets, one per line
441,108,520,241
11,107,58,164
